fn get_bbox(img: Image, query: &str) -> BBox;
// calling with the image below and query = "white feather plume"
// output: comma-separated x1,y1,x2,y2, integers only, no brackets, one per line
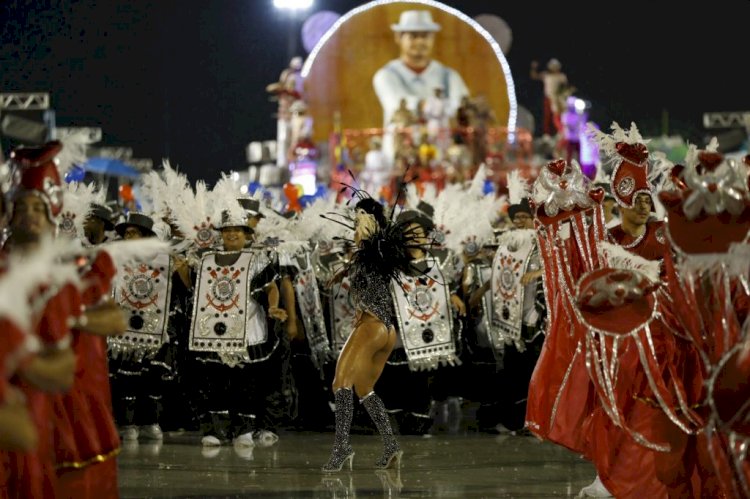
468,163,489,198
100,238,172,269
685,144,702,172
56,131,94,175
59,181,105,240
648,151,675,191
209,173,247,227
507,170,531,205
151,220,172,242
295,195,348,242
496,228,536,249
598,241,661,283
705,137,720,153
677,243,750,277
431,183,495,254
0,237,83,329
168,179,213,243
588,121,649,159
404,183,420,209
139,160,192,220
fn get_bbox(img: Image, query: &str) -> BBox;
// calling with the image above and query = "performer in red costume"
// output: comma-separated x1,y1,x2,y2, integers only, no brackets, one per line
2,141,82,499
2,141,128,499
524,157,607,457
659,146,750,498
577,124,710,498
0,163,45,498
52,247,126,499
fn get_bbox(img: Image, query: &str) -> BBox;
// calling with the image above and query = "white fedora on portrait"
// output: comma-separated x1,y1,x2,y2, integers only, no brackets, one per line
390,10,441,32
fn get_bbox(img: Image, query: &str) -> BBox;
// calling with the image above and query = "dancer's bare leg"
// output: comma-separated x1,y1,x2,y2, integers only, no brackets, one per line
323,313,397,472
332,313,396,397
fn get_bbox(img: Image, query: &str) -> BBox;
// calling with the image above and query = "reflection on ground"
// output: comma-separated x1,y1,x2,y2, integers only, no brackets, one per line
118,432,594,498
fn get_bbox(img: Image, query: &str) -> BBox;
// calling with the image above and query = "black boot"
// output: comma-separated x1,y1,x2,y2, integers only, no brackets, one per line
361,392,402,469
321,388,355,472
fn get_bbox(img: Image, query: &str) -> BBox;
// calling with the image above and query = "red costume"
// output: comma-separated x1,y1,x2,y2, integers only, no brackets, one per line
2,141,88,499
580,133,709,497
525,159,606,455
659,149,750,498
6,283,81,499
0,318,37,499
52,250,120,499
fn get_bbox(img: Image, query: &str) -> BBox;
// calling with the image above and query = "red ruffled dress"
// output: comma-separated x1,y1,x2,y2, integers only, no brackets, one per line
52,251,120,499
0,318,38,499
582,221,710,498
526,203,606,455
6,282,81,499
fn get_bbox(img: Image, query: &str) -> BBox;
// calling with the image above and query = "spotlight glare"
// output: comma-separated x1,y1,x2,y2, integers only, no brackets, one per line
273,0,313,10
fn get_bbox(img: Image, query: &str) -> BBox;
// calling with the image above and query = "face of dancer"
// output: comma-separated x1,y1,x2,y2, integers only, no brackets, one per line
247,215,261,230
10,195,55,242
396,31,435,68
122,226,145,240
621,193,651,227
512,211,534,230
221,226,247,251
84,216,106,245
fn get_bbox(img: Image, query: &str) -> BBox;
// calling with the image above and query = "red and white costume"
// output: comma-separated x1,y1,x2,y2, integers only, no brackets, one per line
52,250,120,499
659,148,750,498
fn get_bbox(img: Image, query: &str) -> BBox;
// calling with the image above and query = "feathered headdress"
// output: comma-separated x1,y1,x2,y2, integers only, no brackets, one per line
59,181,105,240
168,179,218,252
56,131,94,177
209,174,247,230
588,122,652,208
139,160,191,221
322,170,437,287
588,121,649,158
294,194,348,243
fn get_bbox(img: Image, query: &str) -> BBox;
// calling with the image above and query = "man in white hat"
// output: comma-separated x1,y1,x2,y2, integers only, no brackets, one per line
373,10,469,130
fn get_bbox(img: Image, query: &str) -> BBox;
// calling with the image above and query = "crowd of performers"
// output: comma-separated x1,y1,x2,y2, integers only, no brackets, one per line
0,120,749,498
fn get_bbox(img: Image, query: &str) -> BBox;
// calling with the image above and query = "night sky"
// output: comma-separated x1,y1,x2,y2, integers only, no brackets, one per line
2,0,748,183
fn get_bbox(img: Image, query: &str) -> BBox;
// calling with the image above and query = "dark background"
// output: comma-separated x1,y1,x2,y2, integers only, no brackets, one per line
2,0,748,183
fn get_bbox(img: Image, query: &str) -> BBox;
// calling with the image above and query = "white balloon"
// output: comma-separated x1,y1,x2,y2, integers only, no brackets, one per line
474,14,513,55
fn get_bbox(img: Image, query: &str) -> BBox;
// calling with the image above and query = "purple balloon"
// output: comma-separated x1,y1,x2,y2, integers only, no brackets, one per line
301,11,340,53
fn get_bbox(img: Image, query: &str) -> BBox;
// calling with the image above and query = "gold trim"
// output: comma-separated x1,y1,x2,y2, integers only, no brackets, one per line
56,446,121,470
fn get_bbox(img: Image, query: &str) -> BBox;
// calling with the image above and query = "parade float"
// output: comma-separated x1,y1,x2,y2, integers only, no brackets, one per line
266,0,534,204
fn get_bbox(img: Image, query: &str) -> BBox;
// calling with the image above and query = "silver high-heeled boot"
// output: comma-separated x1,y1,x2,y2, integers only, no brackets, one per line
361,392,403,469
322,388,355,473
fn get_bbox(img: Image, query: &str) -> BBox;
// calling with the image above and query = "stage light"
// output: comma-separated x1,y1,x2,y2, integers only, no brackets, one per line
575,99,586,113
273,0,313,10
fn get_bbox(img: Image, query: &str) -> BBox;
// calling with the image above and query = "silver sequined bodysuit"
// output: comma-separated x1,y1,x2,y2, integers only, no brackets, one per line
349,265,395,330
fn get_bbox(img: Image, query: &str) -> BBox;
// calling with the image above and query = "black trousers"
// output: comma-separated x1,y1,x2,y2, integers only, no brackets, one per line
110,356,165,427
189,340,292,438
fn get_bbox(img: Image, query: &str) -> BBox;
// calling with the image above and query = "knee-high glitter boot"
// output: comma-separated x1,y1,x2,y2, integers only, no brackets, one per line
321,388,355,472
361,392,403,469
